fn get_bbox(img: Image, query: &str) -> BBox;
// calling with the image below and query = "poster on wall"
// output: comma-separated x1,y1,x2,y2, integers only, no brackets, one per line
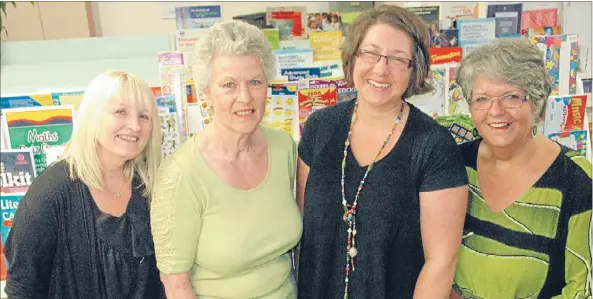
3,105,75,174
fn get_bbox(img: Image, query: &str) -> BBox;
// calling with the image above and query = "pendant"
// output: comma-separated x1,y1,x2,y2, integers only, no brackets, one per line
115,192,121,198
348,246,358,258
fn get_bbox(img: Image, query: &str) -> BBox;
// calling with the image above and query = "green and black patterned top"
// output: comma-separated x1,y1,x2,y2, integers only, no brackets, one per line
454,139,592,299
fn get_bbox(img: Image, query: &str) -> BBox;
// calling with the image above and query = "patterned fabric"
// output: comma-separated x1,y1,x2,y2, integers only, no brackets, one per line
454,139,592,299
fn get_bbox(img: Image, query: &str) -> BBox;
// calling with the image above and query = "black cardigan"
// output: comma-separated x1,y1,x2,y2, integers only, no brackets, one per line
3,160,165,298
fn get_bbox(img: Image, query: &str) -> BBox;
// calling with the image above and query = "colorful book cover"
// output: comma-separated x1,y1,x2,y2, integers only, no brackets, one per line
280,67,321,82
521,8,558,35
263,83,298,138
435,114,476,144
447,65,470,116
527,25,563,37
432,29,459,48
1,193,25,280
457,18,496,46
263,28,280,50
548,130,588,156
156,96,182,158
407,6,440,32
152,84,198,104
233,12,268,29
175,5,222,30
306,12,346,37
158,51,188,143
544,94,588,135
529,34,578,96
175,28,208,81
309,31,342,61
186,82,197,104
0,149,36,194
273,49,314,77
0,94,54,109
51,91,84,111
297,79,338,134
443,3,479,29
3,106,75,174
430,47,462,65
336,79,357,103
487,3,522,36
266,7,307,40
407,67,447,118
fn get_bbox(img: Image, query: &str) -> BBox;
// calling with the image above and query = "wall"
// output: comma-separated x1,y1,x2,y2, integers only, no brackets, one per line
1,2,94,41
0,34,172,95
96,2,332,37
1,1,590,95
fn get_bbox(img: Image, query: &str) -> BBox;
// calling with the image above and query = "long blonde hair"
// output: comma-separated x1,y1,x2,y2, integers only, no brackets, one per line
60,70,161,197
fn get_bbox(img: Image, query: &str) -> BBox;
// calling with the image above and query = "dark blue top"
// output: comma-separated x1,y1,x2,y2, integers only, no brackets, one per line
297,99,468,299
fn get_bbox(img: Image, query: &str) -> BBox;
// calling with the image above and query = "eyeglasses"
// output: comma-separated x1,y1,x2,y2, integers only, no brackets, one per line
470,93,529,110
357,50,413,70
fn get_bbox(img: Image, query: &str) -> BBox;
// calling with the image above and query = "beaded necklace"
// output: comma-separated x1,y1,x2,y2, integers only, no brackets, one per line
340,100,405,299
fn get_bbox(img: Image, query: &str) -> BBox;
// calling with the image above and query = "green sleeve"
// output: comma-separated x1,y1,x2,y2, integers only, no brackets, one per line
150,155,203,274
551,210,592,299
552,155,592,299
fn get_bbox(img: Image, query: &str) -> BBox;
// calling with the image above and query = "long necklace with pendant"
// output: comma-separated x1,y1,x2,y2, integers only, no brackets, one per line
340,100,404,299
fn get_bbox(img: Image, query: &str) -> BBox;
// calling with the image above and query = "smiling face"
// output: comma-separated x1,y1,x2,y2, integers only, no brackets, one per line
470,75,534,149
96,99,153,165
352,23,414,107
203,55,268,135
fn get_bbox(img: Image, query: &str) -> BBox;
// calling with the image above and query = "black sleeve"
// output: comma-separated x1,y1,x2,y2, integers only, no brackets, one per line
419,125,469,192
4,167,62,299
298,109,322,166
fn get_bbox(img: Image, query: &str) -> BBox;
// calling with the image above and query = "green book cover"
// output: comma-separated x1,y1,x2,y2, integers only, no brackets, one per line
263,28,280,50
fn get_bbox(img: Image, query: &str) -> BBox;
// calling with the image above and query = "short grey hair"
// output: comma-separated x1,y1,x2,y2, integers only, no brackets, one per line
456,37,552,123
191,20,276,92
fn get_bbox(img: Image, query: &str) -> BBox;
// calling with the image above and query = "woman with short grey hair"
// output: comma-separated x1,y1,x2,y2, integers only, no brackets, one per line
452,38,592,298
150,20,302,298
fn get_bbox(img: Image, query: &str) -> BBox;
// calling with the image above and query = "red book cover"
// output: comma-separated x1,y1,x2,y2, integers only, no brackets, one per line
297,80,338,134
430,47,463,65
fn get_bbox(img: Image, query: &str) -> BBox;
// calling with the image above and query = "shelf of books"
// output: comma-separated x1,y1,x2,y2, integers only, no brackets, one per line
0,3,591,296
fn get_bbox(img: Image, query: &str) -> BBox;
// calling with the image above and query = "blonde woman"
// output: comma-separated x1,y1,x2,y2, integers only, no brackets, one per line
4,70,165,299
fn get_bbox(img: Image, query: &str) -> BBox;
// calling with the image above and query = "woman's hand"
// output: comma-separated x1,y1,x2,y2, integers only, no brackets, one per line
160,272,196,299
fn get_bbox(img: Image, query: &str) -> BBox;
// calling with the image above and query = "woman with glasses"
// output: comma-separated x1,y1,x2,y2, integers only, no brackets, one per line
296,5,469,299
452,38,592,298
